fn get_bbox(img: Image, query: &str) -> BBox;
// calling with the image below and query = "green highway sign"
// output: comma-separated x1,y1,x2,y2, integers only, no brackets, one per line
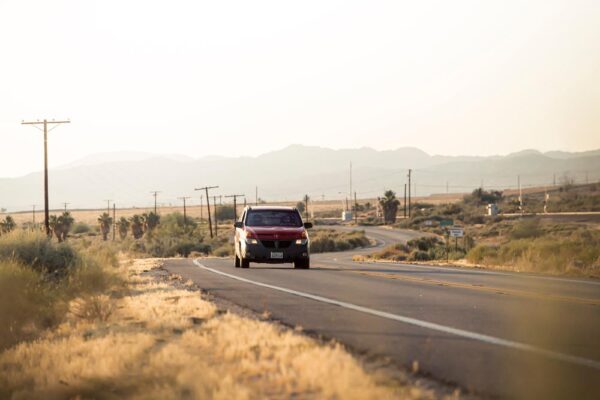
440,219,453,227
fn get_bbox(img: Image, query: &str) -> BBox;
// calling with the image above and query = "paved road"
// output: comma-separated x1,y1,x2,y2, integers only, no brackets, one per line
164,226,600,399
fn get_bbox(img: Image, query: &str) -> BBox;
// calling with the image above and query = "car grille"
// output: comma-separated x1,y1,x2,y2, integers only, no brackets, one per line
260,240,292,249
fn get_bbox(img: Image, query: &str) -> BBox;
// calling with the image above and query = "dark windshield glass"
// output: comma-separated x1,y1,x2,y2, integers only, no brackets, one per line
246,210,302,227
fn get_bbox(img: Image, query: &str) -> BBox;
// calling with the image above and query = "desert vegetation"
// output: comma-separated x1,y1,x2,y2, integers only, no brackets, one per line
310,229,371,253
378,190,400,224
0,230,123,350
466,219,600,276
366,185,600,277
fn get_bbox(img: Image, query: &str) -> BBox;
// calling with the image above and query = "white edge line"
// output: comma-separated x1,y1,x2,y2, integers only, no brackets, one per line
193,259,600,371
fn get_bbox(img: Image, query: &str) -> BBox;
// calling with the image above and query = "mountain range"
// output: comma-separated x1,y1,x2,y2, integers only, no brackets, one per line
1,145,599,212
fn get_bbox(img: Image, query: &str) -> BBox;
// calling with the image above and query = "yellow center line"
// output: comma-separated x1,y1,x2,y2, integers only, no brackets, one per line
315,262,599,306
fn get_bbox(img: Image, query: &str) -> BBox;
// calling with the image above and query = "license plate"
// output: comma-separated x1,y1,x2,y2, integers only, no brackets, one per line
270,252,284,259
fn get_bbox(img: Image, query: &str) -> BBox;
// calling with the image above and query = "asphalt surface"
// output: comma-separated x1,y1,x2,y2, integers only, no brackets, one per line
163,226,600,399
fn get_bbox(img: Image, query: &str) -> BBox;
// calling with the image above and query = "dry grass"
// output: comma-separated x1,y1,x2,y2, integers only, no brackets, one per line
0,258,434,399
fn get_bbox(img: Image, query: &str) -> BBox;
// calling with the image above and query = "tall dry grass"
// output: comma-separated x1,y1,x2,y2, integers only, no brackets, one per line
467,228,600,276
0,231,124,350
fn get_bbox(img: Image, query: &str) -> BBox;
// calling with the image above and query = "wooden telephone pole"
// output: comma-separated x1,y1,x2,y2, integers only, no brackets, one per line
21,119,70,236
195,186,218,238
150,191,161,214
178,196,192,225
225,194,245,221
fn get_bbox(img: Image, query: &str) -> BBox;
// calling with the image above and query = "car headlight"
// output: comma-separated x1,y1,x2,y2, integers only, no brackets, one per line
247,238,258,244
295,239,308,245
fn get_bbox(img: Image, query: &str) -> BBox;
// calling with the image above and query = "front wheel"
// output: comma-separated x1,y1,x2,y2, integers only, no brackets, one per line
294,259,310,269
241,258,250,268
234,254,240,268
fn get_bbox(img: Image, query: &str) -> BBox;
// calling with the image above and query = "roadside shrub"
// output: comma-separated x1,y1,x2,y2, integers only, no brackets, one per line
72,222,92,234
0,230,80,276
0,260,58,349
510,218,542,239
407,236,442,252
213,245,233,257
0,231,123,350
409,250,431,261
467,245,499,263
215,206,235,221
310,229,370,253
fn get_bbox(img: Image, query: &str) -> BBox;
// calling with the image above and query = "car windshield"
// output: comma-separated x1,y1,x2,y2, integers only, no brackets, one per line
246,210,302,227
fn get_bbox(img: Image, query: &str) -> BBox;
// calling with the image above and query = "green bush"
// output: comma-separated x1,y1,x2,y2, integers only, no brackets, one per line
409,250,431,261
72,222,92,234
510,218,542,239
310,229,370,253
213,245,233,257
215,206,235,221
0,230,80,276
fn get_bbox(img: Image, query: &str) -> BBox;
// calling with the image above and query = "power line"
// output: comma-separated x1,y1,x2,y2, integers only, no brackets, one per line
21,118,70,236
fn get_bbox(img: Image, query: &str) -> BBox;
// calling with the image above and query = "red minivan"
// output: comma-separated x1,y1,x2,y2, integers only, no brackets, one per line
233,206,312,269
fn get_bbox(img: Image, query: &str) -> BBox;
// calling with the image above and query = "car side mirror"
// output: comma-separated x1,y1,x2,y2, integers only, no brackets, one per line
234,221,243,228
303,222,313,229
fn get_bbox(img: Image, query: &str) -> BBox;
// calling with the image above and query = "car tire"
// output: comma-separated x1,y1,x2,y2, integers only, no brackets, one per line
241,258,250,268
294,259,310,269
235,254,240,268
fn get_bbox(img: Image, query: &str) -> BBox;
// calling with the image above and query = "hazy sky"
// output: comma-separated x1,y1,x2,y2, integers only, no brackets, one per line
1,0,599,177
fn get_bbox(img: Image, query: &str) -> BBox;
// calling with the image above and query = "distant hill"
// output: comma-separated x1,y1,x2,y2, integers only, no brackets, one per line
1,145,599,212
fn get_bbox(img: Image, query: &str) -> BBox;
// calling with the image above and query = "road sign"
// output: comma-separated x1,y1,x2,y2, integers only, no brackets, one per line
440,219,453,227
449,228,464,237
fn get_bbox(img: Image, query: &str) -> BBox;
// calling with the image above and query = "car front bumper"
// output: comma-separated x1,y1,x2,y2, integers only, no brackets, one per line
242,241,309,263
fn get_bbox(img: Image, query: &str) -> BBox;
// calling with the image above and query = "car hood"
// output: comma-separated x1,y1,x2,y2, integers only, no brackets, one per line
246,226,305,240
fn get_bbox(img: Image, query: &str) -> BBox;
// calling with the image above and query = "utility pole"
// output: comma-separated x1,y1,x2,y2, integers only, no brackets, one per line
195,186,218,238
150,191,160,214
112,203,116,241
225,194,245,221
213,196,218,237
62,202,69,212
32,205,36,229
354,191,358,224
407,169,412,218
518,175,523,215
349,161,352,206
199,194,203,220
255,186,258,205
403,184,407,218
304,194,310,219
22,118,70,236
178,196,192,225
104,199,112,215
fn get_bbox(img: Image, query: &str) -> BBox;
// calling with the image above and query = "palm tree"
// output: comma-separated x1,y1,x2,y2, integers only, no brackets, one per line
378,190,400,224
97,212,113,241
142,212,160,232
130,214,144,239
117,217,130,240
60,212,74,241
0,216,16,234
